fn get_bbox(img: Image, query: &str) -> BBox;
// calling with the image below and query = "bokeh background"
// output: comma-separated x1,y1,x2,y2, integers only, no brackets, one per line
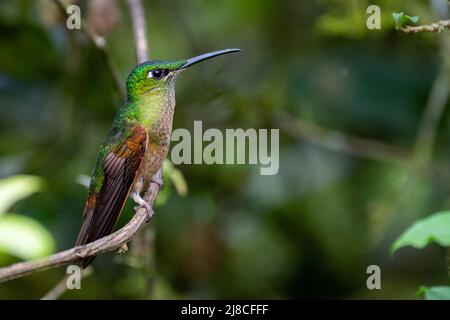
0,0,449,299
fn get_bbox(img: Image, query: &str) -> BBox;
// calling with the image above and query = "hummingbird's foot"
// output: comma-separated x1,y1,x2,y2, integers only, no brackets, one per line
151,176,164,190
116,243,128,255
131,191,154,221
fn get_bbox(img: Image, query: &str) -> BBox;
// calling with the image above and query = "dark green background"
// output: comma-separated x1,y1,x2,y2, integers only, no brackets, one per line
0,0,449,299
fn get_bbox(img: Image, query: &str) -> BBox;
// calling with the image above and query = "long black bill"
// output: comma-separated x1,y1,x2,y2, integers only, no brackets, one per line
181,48,241,69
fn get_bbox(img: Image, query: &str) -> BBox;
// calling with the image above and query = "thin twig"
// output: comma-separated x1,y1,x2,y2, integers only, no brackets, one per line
53,0,126,103
413,63,450,164
278,113,411,166
413,4,450,165
127,0,160,298
41,267,93,300
400,19,450,33
127,0,149,63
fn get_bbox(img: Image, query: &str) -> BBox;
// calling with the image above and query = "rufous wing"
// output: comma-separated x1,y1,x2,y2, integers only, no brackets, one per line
75,125,147,268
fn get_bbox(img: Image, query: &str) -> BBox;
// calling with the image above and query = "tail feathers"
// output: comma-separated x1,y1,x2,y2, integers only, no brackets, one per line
75,207,96,268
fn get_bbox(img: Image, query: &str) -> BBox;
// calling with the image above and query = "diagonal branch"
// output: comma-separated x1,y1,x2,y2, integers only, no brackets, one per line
413,61,450,164
277,113,411,166
400,19,450,33
0,208,149,283
412,6,450,165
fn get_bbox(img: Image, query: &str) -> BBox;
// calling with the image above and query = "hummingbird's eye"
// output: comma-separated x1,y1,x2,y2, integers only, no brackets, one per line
148,69,168,80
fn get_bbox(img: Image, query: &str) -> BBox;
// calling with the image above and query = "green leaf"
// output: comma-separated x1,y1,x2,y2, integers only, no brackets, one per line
391,211,450,253
164,160,188,197
419,286,450,300
0,214,55,260
0,175,44,215
392,12,404,28
155,161,188,207
392,12,420,29
409,16,420,24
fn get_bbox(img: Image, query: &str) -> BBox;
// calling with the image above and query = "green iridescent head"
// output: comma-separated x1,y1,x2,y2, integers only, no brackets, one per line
126,48,241,101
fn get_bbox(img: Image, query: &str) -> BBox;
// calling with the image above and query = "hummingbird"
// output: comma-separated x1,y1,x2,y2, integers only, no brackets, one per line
75,48,240,267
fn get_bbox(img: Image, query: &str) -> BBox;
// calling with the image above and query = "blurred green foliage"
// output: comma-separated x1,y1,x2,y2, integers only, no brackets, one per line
0,0,449,299
0,175,43,214
0,175,54,263
0,214,55,260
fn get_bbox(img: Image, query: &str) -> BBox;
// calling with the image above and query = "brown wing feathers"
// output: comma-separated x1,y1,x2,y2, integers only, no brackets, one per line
75,126,147,267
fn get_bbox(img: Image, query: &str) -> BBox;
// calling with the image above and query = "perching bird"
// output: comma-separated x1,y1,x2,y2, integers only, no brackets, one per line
75,49,240,267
